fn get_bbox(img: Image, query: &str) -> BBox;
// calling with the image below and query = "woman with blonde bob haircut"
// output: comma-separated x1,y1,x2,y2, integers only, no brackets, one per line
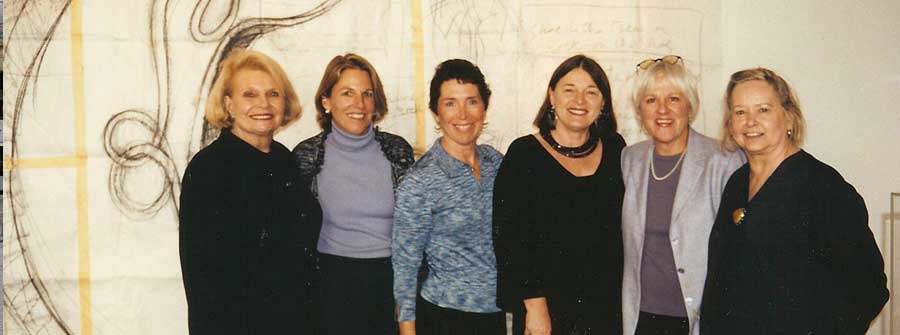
719,68,805,151
205,50,302,129
701,68,888,334
293,53,414,334
180,49,321,334
621,55,744,335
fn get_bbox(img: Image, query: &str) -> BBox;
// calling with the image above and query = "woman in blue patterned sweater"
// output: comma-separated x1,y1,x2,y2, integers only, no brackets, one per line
392,59,506,335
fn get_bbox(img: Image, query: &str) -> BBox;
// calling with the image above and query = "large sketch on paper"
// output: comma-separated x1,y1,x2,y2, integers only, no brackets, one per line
420,2,717,148
2,1,720,334
4,2,81,334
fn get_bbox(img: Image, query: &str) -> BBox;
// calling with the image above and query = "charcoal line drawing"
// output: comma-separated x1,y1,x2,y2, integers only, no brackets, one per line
4,0,341,333
4,1,718,333
102,0,342,220
4,0,79,332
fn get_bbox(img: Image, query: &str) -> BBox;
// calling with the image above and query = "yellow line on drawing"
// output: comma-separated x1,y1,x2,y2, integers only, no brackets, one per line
410,0,427,153
2,156,83,169
70,0,93,333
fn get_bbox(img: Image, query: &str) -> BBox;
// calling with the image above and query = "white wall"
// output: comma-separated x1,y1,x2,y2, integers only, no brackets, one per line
2,1,897,333
720,1,900,334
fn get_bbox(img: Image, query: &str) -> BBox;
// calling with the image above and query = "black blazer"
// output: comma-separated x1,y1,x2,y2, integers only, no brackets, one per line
179,129,322,335
701,150,888,335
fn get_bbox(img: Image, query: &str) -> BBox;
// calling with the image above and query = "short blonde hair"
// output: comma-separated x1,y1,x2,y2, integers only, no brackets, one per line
314,53,388,130
630,59,700,134
721,67,806,151
205,50,302,129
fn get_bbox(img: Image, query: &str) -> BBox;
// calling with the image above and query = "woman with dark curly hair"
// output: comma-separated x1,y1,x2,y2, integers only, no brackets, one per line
393,59,505,335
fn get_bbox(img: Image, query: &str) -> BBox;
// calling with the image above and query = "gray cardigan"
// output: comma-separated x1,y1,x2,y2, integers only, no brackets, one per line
620,129,744,335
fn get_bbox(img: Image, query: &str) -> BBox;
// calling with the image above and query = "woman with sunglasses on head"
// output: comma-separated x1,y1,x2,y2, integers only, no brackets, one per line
700,68,888,334
620,55,745,335
292,53,414,334
493,54,625,335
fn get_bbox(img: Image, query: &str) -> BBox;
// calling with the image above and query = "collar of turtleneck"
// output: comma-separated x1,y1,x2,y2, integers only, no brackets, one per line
328,121,375,152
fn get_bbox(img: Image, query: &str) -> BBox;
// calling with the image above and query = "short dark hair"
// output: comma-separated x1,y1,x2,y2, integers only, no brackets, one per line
533,54,617,137
428,59,492,114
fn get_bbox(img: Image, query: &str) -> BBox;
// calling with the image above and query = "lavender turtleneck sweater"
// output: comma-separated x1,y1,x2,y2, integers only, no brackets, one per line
316,122,395,258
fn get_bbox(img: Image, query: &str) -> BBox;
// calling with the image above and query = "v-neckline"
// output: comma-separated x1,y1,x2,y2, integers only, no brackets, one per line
745,150,804,207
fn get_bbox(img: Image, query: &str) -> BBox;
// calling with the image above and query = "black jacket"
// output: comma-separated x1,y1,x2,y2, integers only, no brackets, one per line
701,150,888,335
179,129,322,335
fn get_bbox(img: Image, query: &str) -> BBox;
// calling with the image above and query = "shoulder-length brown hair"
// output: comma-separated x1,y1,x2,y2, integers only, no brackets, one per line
205,50,302,128
533,54,617,137
313,53,388,131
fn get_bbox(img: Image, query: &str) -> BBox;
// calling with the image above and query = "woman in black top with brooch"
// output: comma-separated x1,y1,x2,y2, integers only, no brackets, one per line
701,68,888,335
493,54,625,335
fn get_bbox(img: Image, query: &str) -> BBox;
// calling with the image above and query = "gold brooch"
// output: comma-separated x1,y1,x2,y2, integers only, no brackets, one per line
732,208,745,225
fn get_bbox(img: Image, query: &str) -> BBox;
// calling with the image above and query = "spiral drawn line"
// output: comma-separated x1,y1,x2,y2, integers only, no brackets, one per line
6,0,341,333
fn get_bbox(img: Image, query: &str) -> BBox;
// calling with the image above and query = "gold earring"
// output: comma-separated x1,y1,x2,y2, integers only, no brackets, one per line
434,125,442,133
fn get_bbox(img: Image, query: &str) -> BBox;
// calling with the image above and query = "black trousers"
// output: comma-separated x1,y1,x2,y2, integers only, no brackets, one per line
417,296,506,335
318,253,397,335
634,311,689,335
510,298,622,335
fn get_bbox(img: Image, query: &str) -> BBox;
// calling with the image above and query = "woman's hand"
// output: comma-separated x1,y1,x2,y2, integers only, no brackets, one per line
398,320,416,335
523,297,551,335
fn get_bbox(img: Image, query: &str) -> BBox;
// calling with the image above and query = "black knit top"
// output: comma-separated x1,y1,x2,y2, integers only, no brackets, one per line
493,133,626,334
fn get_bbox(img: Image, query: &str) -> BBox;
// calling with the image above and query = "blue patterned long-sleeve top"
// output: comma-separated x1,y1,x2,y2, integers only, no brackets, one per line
392,139,504,322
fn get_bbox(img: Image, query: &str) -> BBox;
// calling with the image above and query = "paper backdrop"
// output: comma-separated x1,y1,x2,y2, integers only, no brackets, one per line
3,0,721,333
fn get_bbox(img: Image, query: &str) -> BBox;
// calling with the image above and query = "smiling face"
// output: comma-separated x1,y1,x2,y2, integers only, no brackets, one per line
729,80,796,158
323,68,375,135
548,67,604,135
224,69,285,148
639,75,692,155
436,80,486,152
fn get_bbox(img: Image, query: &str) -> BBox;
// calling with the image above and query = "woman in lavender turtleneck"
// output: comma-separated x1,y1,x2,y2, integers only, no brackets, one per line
292,53,414,335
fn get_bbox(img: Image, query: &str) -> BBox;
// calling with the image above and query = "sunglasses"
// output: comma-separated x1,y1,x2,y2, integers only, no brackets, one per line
636,55,683,70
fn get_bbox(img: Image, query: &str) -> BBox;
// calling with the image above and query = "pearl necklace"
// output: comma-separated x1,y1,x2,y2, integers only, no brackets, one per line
650,149,686,181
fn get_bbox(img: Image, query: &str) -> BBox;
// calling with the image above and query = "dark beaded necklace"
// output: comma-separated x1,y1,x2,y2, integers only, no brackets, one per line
540,129,599,158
